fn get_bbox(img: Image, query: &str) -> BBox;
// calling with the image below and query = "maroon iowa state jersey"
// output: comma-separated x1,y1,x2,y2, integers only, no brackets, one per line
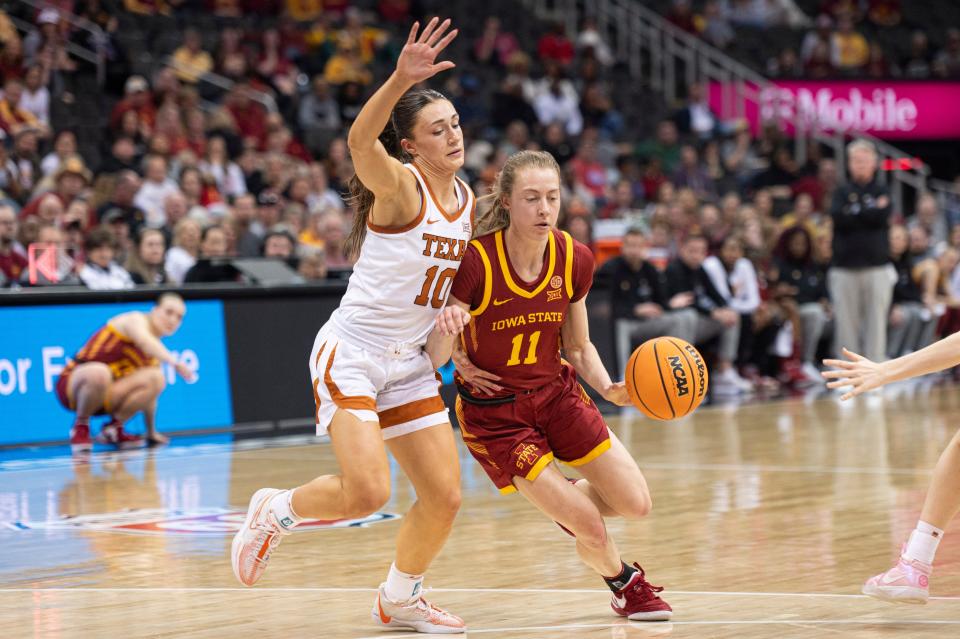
450,228,595,396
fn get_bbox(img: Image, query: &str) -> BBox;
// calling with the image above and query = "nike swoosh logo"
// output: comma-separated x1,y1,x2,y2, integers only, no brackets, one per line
377,596,392,624
426,218,440,224
613,594,627,608
880,572,905,585
493,298,513,306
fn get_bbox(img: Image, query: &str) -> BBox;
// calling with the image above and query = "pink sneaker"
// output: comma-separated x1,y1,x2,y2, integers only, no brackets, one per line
371,584,466,634
862,554,931,604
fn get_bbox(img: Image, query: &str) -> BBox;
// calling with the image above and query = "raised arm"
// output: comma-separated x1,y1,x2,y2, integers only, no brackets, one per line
560,297,630,406
347,18,458,226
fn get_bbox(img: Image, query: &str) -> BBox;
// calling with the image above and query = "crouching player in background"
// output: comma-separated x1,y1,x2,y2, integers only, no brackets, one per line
57,292,194,451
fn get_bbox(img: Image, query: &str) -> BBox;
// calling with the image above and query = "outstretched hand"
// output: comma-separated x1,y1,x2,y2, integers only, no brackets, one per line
602,382,631,407
396,18,459,85
821,348,888,400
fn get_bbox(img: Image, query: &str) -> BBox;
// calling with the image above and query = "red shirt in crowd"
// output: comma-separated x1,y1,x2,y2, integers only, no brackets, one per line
0,249,27,283
537,34,574,66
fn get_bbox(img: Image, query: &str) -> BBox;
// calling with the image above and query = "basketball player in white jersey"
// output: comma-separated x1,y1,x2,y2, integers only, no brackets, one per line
231,18,472,634
825,339,960,604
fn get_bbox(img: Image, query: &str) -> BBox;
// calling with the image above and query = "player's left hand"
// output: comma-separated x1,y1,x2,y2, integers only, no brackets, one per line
602,382,631,407
436,305,471,336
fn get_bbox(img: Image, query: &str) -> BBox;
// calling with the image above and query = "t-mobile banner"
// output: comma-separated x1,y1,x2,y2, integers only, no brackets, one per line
0,301,232,445
708,81,960,140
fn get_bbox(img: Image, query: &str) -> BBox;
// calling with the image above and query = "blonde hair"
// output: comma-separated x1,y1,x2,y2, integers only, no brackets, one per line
474,150,561,238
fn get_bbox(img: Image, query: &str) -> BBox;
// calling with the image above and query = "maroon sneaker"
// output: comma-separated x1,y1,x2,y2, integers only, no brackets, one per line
611,564,672,621
70,423,93,453
98,422,145,449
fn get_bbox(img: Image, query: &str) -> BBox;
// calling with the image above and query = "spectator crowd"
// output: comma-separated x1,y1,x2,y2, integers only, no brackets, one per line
0,1,957,396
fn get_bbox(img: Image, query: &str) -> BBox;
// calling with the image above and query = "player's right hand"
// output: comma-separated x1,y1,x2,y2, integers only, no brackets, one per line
821,348,888,400
174,361,195,382
436,305,471,336
452,347,503,395
395,18,458,85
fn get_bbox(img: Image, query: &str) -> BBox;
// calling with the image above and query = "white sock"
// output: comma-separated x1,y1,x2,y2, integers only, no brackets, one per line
902,520,944,565
268,489,303,531
384,563,424,604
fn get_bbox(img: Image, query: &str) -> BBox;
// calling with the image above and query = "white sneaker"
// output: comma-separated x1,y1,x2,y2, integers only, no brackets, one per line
713,368,752,395
372,584,466,634
800,362,823,385
231,488,291,586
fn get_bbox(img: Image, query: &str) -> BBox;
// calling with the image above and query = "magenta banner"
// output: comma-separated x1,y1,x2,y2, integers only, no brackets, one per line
708,81,960,140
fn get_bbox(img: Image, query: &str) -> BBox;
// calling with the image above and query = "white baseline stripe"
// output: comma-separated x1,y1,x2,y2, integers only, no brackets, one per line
638,461,933,476
353,619,960,639
0,587,957,601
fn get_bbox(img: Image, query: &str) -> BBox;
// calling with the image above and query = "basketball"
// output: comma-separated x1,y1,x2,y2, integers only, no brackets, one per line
625,337,709,420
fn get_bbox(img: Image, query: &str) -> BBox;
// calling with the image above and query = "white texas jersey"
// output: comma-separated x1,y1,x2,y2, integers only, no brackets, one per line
331,163,476,352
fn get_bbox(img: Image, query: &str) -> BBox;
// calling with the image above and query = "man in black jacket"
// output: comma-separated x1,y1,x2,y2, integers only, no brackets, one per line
664,234,753,395
829,140,895,362
598,227,697,374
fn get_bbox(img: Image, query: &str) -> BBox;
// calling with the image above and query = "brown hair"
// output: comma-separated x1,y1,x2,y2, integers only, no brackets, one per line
345,89,448,257
125,227,166,283
474,150,561,238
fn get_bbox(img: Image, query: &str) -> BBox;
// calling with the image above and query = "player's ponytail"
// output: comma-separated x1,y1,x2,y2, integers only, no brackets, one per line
345,89,448,258
474,150,561,238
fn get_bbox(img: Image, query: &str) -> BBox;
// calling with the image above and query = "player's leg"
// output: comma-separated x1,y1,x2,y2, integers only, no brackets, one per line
232,409,389,587
98,367,166,448
373,423,465,633
864,427,960,604
515,465,671,621
62,362,112,451
573,432,652,521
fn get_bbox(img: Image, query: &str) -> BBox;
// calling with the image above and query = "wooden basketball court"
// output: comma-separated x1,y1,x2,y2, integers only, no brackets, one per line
2,383,959,637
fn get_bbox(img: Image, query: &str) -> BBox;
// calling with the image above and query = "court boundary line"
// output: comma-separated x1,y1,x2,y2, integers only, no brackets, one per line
1,586,958,601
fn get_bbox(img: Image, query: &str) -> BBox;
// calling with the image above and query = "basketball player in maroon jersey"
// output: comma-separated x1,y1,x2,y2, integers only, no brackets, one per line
425,151,672,621
57,293,194,451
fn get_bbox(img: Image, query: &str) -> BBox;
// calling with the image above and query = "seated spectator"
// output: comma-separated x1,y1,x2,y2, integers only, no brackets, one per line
20,156,90,221
256,28,299,99
664,234,753,395
599,227,690,372
98,170,147,235
700,0,735,49
0,141,26,203
830,13,868,73
134,155,179,228
226,82,268,147
666,0,697,33
19,65,49,128
901,30,933,79
865,42,896,78
909,224,935,261
184,224,240,283
200,136,246,199
229,192,262,257
41,129,77,178
171,29,213,85
297,247,328,281
575,17,614,67
779,192,818,235
704,234,762,365
580,84,623,139
537,21,575,67
324,37,373,87
801,14,833,63
672,144,715,201
636,120,681,175
316,207,351,268
888,224,938,358
125,227,168,285
934,28,960,78
532,64,582,136
79,226,134,290
109,75,156,136
262,227,297,267
165,218,201,284
673,82,718,140
909,193,948,249
569,138,608,204
0,79,47,139
0,204,26,284
473,16,520,67
806,40,836,77
338,7,388,65
600,179,641,219
305,162,343,212
491,76,538,131
771,226,832,383
22,224,80,286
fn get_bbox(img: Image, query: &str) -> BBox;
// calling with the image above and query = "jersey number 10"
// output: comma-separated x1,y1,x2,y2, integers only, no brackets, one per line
414,265,457,308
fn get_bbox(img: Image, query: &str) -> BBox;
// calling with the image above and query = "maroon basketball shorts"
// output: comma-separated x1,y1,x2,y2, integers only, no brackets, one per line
455,364,611,494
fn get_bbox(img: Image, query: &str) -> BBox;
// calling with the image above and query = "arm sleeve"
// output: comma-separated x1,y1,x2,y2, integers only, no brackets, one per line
571,240,595,302
450,243,485,308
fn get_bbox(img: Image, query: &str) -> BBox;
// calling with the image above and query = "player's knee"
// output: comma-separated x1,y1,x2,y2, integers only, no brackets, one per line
622,493,652,520
424,484,461,521
150,369,166,395
572,516,608,549
345,478,391,517
86,367,112,390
